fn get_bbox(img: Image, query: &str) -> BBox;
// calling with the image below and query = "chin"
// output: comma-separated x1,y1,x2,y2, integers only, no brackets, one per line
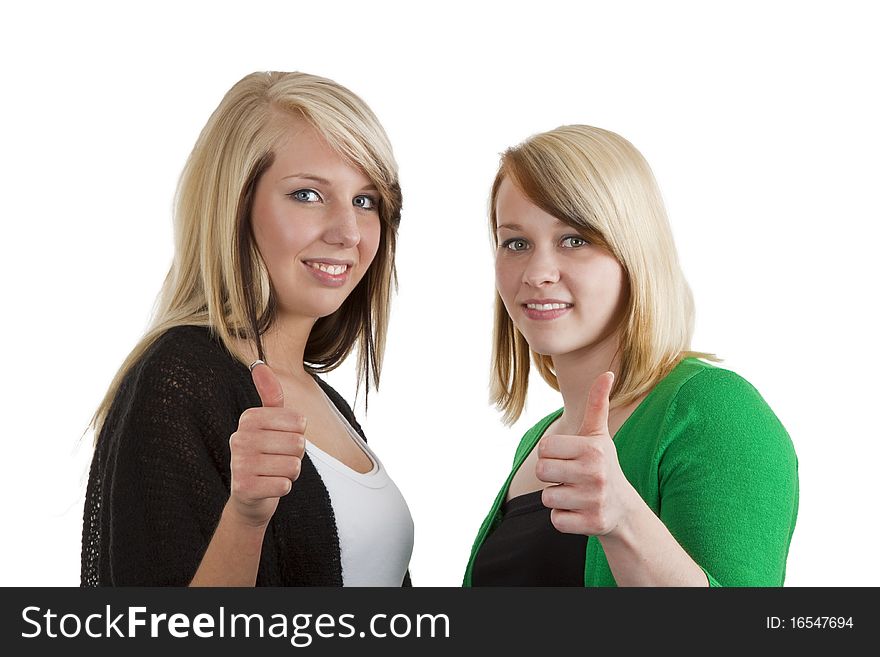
281,294,349,321
518,335,562,357
517,330,587,358
529,345,565,357
315,300,349,319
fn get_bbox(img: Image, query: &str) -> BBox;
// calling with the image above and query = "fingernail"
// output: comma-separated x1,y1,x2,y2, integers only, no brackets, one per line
249,359,265,372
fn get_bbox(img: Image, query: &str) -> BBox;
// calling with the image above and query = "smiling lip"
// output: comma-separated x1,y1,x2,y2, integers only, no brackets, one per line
521,299,573,321
302,259,353,287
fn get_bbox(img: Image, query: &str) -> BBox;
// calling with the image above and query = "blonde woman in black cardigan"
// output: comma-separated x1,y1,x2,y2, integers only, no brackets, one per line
83,72,413,586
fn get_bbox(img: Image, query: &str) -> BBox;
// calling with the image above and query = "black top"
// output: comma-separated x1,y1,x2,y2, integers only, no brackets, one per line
470,490,588,586
81,324,411,586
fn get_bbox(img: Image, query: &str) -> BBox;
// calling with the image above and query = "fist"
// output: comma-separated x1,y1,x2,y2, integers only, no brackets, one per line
228,360,306,527
537,371,637,536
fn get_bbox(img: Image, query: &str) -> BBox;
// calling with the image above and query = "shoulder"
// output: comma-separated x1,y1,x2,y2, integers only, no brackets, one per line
666,359,779,425
660,359,796,462
140,324,229,369
131,325,242,392
104,325,249,435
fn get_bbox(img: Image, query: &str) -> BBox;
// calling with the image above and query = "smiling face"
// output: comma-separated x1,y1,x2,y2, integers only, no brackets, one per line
251,118,382,321
494,177,628,358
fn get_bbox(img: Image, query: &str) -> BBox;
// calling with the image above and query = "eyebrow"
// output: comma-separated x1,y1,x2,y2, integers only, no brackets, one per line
496,219,568,231
281,173,330,184
280,173,378,191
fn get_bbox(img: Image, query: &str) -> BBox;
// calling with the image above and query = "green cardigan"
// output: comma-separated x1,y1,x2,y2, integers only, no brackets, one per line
463,358,799,587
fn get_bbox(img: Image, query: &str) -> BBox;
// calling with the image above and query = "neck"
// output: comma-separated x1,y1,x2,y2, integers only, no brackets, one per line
550,332,622,434
245,312,317,383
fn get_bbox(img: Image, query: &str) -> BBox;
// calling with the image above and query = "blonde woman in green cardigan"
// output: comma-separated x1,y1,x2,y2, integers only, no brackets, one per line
463,126,798,587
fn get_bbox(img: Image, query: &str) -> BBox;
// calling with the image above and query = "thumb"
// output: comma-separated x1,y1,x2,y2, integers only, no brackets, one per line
577,371,614,437
250,360,284,408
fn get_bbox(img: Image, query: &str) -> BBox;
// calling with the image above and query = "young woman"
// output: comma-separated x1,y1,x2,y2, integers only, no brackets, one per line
463,125,798,586
82,71,413,586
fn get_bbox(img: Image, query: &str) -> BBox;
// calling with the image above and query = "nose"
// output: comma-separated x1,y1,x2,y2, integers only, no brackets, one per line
522,248,560,287
323,205,361,249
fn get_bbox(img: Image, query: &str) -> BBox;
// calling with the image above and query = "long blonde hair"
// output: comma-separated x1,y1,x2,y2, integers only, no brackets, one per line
93,71,402,437
489,125,715,424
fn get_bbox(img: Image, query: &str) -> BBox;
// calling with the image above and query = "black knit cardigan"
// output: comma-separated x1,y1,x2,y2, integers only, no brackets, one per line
81,325,411,586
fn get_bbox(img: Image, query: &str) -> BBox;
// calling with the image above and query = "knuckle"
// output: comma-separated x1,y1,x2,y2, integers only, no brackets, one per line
550,509,569,533
230,431,253,452
232,452,250,471
231,478,246,498
535,459,547,479
240,407,259,427
583,508,598,529
575,462,590,481
279,479,293,497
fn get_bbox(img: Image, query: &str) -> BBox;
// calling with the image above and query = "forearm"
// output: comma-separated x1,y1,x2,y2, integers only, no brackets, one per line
599,491,708,587
189,500,269,587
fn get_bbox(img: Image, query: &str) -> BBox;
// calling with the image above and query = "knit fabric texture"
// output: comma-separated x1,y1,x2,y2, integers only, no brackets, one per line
82,325,409,586
463,358,799,587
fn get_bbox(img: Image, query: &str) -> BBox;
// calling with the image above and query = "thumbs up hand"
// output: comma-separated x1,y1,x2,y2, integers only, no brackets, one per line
537,371,638,537
227,360,307,528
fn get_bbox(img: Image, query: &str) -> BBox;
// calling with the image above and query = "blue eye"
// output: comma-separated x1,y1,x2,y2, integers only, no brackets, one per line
561,235,588,248
289,189,321,203
353,195,378,210
501,238,530,251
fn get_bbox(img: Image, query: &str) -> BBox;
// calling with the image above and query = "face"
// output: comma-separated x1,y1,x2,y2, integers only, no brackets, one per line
494,177,628,358
251,119,382,321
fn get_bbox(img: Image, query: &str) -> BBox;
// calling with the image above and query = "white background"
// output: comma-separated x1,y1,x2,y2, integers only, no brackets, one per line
2,0,877,587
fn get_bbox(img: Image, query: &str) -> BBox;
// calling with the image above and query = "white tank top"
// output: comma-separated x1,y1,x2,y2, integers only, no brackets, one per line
304,393,414,586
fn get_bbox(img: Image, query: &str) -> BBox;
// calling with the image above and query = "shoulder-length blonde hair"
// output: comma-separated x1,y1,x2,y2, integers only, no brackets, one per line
490,125,715,425
93,71,402,437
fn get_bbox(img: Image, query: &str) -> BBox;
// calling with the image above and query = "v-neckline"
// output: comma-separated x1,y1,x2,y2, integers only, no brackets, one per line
504,359,689,501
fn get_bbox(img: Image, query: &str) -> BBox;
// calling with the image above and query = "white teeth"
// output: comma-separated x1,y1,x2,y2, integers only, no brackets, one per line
309,262,348,275
525,303,571,311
